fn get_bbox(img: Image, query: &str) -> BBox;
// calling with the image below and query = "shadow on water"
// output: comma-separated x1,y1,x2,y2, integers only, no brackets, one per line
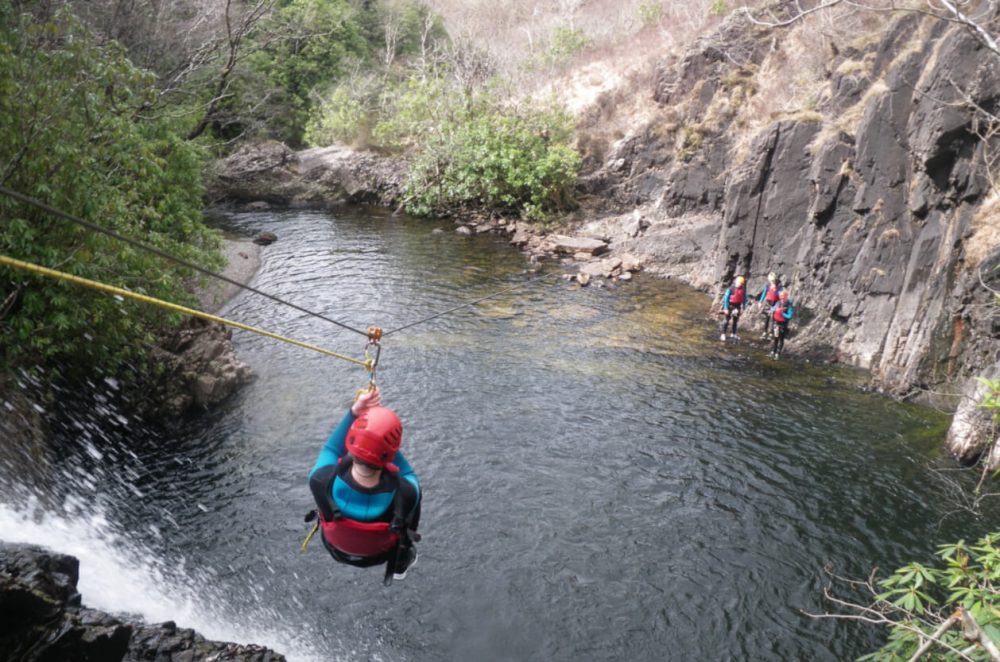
1,205,996,661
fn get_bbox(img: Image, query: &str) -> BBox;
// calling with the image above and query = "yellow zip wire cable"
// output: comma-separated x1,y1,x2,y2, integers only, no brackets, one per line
0,254,370,369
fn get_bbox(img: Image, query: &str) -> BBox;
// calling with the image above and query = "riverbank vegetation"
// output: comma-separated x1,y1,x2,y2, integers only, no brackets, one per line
3,0,694,381
0,5,220,376
0,0,580,376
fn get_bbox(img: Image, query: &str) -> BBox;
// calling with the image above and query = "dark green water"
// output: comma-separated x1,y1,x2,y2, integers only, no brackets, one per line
1,207,994,661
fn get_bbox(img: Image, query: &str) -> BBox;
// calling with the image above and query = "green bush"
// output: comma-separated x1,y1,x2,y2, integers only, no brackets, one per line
860,377,1000,661
304,83,373,147
245,0,446,146
403,103,581,221
0,7,221,375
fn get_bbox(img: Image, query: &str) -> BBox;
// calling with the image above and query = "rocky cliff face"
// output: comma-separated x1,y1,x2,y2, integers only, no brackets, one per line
582,8,1000,463
0,542,285,661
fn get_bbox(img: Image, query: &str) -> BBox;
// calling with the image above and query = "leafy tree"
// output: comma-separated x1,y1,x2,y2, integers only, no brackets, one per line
306,48,581,221
246,0,369,145
0,6,221,376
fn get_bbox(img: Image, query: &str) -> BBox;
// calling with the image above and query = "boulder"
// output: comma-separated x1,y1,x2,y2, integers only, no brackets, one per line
208,142,406,207
945,363,1000,468
580,257,623,279
147,319,253,417
456,226,473,236
620,253,644,272
622,210,649,238
510,228,531,246
551,235,609,256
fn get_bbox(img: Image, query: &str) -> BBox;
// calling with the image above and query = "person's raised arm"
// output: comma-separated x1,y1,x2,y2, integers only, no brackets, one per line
309,388,382,477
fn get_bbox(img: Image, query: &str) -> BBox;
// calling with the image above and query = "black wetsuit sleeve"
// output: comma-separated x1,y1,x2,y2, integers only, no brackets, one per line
309,464,339,521
395,476,421,530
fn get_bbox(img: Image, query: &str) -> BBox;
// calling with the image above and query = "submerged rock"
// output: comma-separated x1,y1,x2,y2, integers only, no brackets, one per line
0,542,285,661
253,231,278,246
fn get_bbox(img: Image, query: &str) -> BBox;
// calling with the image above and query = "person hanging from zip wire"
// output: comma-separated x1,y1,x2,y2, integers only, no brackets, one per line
719,275,748,341
754,272,785,338
306,386,421,585
769,290,794,359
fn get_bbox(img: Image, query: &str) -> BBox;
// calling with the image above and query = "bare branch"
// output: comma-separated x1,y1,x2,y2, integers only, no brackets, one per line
937,0,1000,56
908,610,962,662
738,0,846,28
960,607,1000,661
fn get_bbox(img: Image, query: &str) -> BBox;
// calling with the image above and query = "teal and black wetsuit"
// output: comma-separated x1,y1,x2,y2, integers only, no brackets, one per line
308,410,420,567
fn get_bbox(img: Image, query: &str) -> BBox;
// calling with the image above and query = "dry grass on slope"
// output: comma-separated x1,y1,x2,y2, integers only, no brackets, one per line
729,3,903,163
422,1,743,164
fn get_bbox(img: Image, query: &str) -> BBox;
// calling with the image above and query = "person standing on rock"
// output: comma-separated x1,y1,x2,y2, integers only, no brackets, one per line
754,272,785,338
719,275,748,341
306,387,421,585
769,290,794,359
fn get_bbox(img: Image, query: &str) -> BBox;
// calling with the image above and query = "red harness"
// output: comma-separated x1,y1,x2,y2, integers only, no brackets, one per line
320,458,402,558
729,286,745,306
773,305,787,323
320,518,399,557
764,283,780,303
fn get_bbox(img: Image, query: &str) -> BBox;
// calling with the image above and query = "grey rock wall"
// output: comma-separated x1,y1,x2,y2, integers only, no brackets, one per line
586,8,1000,463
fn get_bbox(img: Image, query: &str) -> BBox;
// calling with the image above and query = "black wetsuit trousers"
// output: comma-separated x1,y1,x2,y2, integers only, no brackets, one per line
771,322,788,354
720,308,741,335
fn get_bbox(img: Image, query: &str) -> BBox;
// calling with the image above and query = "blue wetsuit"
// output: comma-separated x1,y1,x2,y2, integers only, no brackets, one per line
720,285,747,337
309,410,420,567
755,282,785,333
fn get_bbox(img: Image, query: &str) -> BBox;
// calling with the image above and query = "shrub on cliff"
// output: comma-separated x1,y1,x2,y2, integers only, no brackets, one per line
0,7,222,376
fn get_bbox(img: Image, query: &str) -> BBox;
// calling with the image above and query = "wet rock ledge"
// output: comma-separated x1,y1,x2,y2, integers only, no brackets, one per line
0,542,285,661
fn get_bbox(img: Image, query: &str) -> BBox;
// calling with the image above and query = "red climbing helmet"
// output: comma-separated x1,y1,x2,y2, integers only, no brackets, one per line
779,290,790,301
346,406,403,468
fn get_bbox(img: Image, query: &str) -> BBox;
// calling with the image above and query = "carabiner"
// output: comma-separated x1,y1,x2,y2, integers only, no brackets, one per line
364,326,383,387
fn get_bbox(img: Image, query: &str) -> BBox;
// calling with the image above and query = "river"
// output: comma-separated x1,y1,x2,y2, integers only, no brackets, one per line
1,206,994,661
